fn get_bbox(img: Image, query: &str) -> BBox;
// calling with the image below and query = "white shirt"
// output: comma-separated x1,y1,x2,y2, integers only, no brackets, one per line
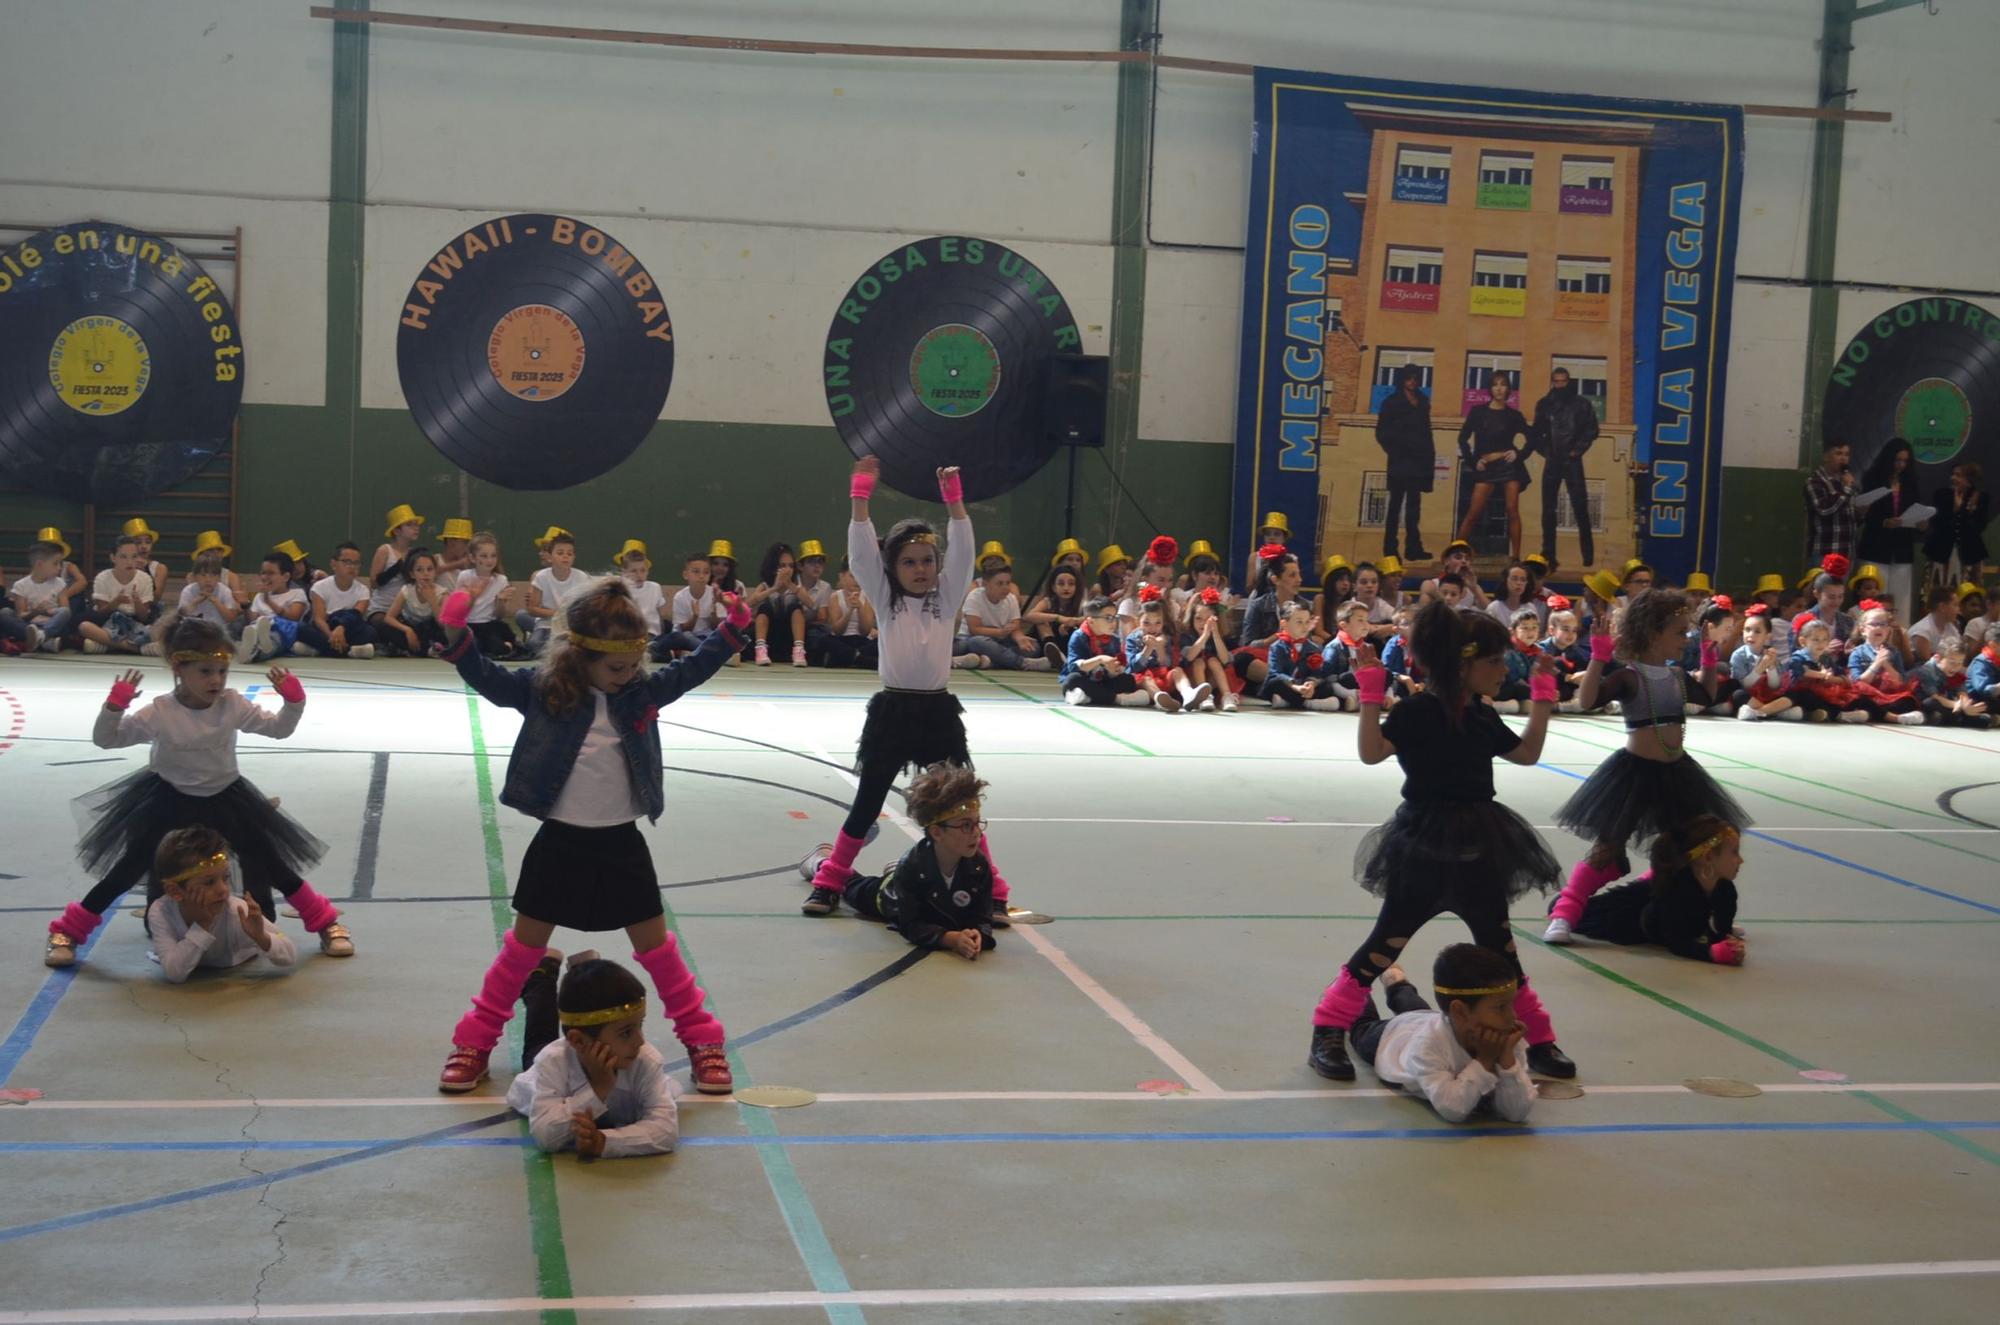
311,576,370,616
624,579,667,634
547,693,642,827
451,569,509,623
395,583,440,621
367,544,412,614
506,1039,680,1157
671,584,717,632
832,590,868,636
177,581,239,625
961,586,1021,631
796,578,835,620
849,515,974,691
1907,613,1958,649
251,586,307,622
532,566,594,615
1369,1010,1534,1124
94,690,304,796
10,574,64,615
1487,597,1545,630
1966,615,1991,646
92,568,153,610
146,894,296,983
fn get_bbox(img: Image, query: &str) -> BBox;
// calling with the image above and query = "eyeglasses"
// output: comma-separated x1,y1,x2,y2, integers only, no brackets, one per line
937,818,988,834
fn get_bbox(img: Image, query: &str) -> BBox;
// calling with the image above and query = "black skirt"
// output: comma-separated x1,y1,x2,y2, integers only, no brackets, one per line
75,770,326,883
854,688,971,779
513,819,663,931
1554,749,1750,848
1355,800,1560,905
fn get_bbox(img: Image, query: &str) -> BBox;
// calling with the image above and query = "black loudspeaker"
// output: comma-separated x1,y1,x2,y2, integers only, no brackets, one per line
1045,353,1109,448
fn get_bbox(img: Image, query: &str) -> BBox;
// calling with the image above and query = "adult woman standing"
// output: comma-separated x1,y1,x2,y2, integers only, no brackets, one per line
1924,461,1990,592
1454,373,1533,561
1856,438,1921,613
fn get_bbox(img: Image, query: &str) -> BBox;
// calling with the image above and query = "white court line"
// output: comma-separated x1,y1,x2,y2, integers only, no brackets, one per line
987,817,2000,833
5,1261,1996,1320
17,1082,2000,1111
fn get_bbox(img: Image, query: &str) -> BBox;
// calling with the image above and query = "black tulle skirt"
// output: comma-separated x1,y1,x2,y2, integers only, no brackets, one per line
1355,800,1561,905
1554,750,1750,848
74,770,327,884
854,687,971,779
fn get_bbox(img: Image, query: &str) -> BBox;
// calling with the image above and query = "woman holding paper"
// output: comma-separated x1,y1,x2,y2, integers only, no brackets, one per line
1858,438,1922,614
1924,461,1989,592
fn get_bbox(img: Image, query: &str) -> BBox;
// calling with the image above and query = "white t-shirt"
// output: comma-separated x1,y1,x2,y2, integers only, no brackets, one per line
251,587,307,622
832,590,867,636
1907,613,1960,651
395,583,440,622
1964,615,1990,646
368,544,413,614
10,574,64,615
625,579,667,634
547,694,642,827
176,581,239,625
961,586,1021,631
451,569,508,624
795,579,835,621
92,568,154,610
311,577,370,616
93,689,303,796
671,584,717,632
532,566,594,616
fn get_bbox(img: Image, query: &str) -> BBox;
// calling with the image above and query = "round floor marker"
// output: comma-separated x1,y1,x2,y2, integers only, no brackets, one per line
735,1085,817,1109
1005,908,1055,925
1683,1077,1762,1099
1535,1080,1584,1100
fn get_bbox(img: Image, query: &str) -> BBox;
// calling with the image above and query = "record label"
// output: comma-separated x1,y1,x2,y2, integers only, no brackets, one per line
49,315,151,417
909,323,1000,418
1895,378,1969,464
487,303,585,402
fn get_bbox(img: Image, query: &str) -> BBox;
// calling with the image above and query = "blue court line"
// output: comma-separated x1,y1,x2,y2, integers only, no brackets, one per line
0,909,122,1082
1537,764,2000,917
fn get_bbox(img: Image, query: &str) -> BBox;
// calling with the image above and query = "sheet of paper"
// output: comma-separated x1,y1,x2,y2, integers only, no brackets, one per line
1854,486,1891,507
1901,503,1937,523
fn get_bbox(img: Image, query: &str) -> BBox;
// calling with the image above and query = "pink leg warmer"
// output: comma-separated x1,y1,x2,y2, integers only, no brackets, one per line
49,902,103,944
1311,968,1370,1029
977,834,1011,903
1549,855,1625,926
633,935,724,1047
451,930,547,1052
810,829,867,891
1514,976,1557,1047
287,881,340,933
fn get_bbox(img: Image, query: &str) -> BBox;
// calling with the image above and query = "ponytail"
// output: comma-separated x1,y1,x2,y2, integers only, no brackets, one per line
1409,598,1507,722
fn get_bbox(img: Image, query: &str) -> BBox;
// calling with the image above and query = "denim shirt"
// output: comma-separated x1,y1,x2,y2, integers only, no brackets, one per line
446,623,741,822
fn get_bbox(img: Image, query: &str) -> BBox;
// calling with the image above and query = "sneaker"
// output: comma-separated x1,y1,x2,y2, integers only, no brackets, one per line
990,896,1012,929
83,639,107,654
39,631,61,653
1776,707,1804,722
1064,687,1090,706
1542,916,1574,945
24,625,43,652
755,641,771,666
791,642,808,668
1557,699,1583,713
1736,705,1763,721
1114,691,1152,707
292,643,319,658
688,1043,733,1094
1708,702,1734,716
801,885,843,916
1043,640,1066,668
1152,690,1182,713
1894,711,1925,725
1020,656,1053,672
234,630,260,664
1838,709,1870,723
1603,700,1622,715
44,932,78,968
1304,696,1342,712
799,843,833,880
1526,1042,1577,1079
1308,1026,1354,1081
1187,682,1214,710
139,642,162,657
348,644,375,660
951,653,985,669
1807,709,1829,723
438,1045,491,1093
1221,692,1239,712
316,922,355,957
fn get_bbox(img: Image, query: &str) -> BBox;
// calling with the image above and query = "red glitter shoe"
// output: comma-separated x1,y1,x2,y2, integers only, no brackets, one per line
688,1044,734,1095
438,1045,490,1093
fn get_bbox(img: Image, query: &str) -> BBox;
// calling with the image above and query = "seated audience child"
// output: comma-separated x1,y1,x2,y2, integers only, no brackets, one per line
822,559,880,670
654,552,719,661
1260,600,1335,710
145,827,298,984
1568,816,1746,966
451,531,514,658
384,548,447,656
9,540,75,652
79,533,156,655
1731,608,1800,721
1063,597,1145,707
243,552,319,662
1024,562,1087,664
1912,637,1992,729
507,956,681,1159
1967,624,2000,705
174,549,245,639
1347,944,1533,1125
1127,587,1207,711
1495,609,1544,713
1180,586,1238,712
615,540,667,641
955,558,1051,671
1784,620,1853,721
1907,585,1961,664
1845,604,1924,724
311,542,378,659
1537,598,1589,707
526,532,592,657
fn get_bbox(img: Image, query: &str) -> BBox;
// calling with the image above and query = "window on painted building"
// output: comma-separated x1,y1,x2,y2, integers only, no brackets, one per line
1553,479,1607,533
1464,352,1524,395
1560,157,1615,214
1385,247,1444,286
1360,471,1392,528
1477,152,1534,210
1471,252,1528,289
1555,257,1612,294
1552,355,1610,420
1392,146,1452,204
1370,348,1435,412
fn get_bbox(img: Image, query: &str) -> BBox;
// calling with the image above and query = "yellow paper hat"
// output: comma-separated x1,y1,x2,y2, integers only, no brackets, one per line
1377,555,1404,577
1848,562,1883,588
707,538,735,562
977,539,1009,567
798,539,828,562
33,526,72,559
1258,510,1291,537
1959,582,1985,601
615,537,650,566
1096,543,1131,575
1622,557,1654,579
1584,569,1624,602
1795,570,1821,592
535,525,572,550
1522,553,1550,571
271,538,309,563
1321,553,1352,582
191,529,232,560
1184,538,1219,567
1050,538,1088,567
1754,573,1785,596
383,502,424,539
441,518,474,542
1684,571,1712,592
1443,539,1472,557
121,517,161,542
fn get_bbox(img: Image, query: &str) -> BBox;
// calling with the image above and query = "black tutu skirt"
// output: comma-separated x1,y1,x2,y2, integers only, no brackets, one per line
513,819,662,931
1554,750,1750,848
854,687,971,779
1355,800,1560,905
74,770,326,886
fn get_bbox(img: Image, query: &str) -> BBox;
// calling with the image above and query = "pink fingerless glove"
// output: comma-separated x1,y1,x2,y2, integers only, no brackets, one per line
1589,634,1616,664
938,470,964,505
1530,672,1560,704
849,470,877,500
1699,640,1720,672
1355,667,1388,707
1710,940,1743,966
438,589,473,629
274,673,306,705
721,592,752,632
106,678,140,711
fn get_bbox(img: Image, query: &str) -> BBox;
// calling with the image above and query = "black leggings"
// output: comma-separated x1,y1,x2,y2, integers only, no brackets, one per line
1342,883,1524,991
1062,670,1139,706
1351,979,1431,1066
1923,695,1994,728
82,822,305,921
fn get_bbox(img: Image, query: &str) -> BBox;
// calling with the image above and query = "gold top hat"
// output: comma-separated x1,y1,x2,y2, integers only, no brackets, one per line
121,517,161,542
271,538,308,563
1321,553,1351,582
615,537,650,566
1584,569,1624,601
535,524,572,550
33,526,72,559
1684,571,1713,592
1050,537,1088,567
1848,562,1883,588
977,539,1009,567
797,538,828,562
1183,538,1219,567
1754,573,1785,596
1096,543,1131,575
1442,539,1472,557
383,502,424,539
441,518,474,542
191,529,232,560
1377,555,1404,577
1258,511,1292,537
1959,581,1985,601
1796,570,1821,592
1622,556,1654,579
707,538,735,562
1522,553,1550,571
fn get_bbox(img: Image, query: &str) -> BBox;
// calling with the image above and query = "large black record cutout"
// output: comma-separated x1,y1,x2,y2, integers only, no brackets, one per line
1822,297,2000,475
396,214,673,490
822,236,1081,502
0,221,244,505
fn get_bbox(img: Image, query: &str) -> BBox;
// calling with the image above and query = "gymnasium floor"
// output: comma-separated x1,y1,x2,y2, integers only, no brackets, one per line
1,655,1997,1323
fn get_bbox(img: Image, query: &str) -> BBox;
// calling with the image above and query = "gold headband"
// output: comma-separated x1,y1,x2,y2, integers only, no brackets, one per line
1460,642,1479,658
558,998,646,1028
164,852,230,885
926,799,982,827
566,632,649,654
904,532,939,546
1686,828,1739,861
1434,980,1519,998
171,648,233,662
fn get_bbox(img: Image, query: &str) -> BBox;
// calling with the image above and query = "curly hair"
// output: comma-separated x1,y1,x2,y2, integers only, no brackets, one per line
541,578,645,716
1616,588,1691,661
906,763,987,830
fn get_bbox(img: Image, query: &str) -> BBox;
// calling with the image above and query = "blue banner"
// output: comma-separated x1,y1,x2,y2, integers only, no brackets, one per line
1232,69,1743,586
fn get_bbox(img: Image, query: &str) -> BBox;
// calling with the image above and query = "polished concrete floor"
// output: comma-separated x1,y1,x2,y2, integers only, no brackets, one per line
1,655,1997,1323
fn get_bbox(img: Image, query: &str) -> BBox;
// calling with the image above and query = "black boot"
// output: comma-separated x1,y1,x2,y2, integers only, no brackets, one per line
1308,1026,1355,1081
1526,1042,1577,1079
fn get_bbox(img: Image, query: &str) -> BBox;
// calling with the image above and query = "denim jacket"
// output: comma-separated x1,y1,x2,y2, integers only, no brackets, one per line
446,623,741,822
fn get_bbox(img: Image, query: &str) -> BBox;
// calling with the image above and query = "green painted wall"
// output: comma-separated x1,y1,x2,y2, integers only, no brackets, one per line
1714,464,1808,590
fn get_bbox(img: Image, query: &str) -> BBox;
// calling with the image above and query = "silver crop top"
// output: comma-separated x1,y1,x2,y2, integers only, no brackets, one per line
1622,660,1686,730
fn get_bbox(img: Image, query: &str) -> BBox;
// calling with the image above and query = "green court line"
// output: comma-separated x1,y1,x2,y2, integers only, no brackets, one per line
970,670,1157,758
1515,923,2000,1168
464,691,578,1325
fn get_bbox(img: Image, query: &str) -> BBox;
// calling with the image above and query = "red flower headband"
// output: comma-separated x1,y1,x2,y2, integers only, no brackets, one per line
1857,597,1882,612
1257,543,1288,562
1147,535,1179,565
1821,553,1851,580
1744,603,1771,618
1137,584,1163,604
1544,593,1572,612
1199,586,1222,607
1711,594,1735,612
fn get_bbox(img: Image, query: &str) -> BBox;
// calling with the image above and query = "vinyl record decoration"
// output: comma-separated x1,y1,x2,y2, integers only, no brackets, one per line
396,214,674,490
1822,297,2000,473
823,236,1081,502
0,221,243,505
